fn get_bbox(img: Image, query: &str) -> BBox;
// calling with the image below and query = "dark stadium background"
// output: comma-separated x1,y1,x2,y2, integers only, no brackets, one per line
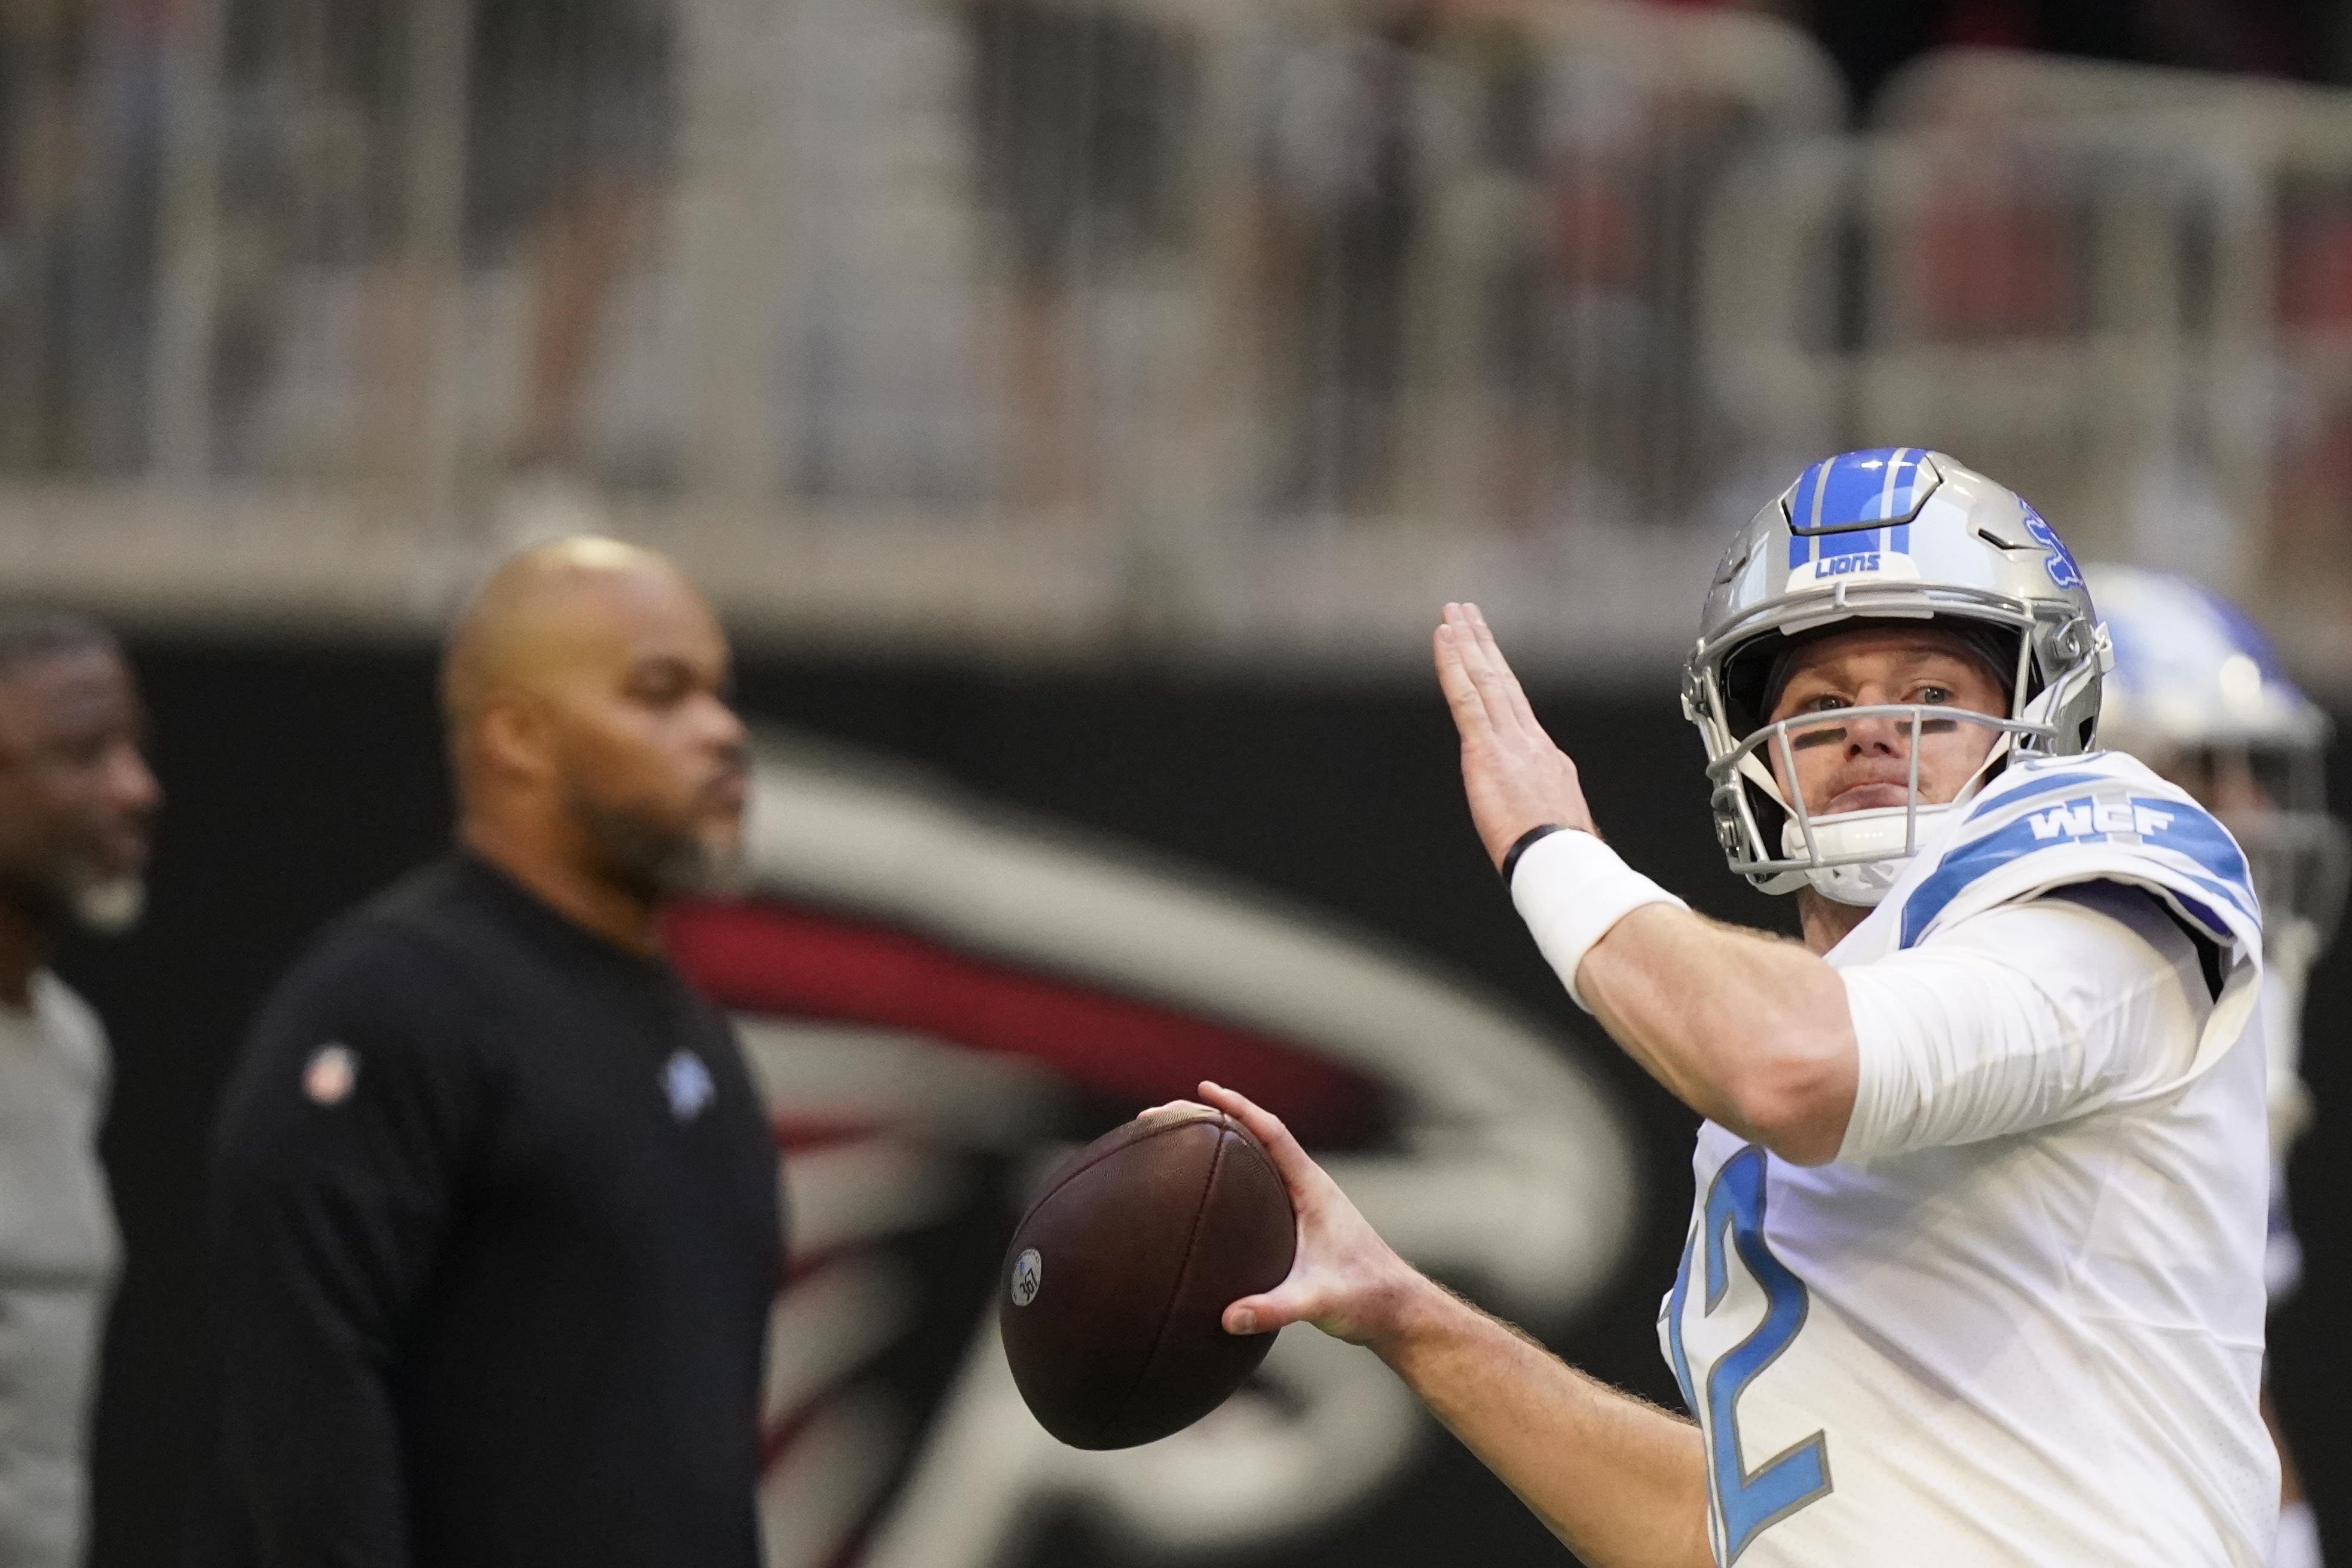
56,637,2352,1567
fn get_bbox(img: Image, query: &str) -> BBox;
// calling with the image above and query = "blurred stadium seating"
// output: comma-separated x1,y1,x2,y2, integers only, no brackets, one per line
10,1,2348,667
0,0,1803,666
1676,42,2352,674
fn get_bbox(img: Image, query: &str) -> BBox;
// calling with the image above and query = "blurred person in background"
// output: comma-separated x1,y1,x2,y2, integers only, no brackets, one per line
0,0,173,473
0,609,160,1566
308,0,676,500
1258,0,1444,517
2089,563,2345,1568
474,0,675,491
211,538,780,1568
1469,14,1680,533
965,0,1192,516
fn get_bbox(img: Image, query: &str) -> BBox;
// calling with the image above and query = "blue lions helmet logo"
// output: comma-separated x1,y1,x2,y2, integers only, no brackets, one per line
2019,506,2084,590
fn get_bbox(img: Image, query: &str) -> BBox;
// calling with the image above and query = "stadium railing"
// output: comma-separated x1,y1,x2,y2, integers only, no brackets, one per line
1703,47,2352,667
0,0,1853,670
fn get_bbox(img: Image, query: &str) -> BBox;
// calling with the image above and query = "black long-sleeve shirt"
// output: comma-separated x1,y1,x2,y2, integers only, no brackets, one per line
212,854,784,1568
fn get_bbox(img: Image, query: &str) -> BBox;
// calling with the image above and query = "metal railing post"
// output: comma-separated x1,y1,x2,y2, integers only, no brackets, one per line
399,0,474,527
150,0,228,482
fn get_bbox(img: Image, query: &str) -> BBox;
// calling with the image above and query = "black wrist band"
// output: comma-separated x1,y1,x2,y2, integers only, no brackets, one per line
1500,823,1567,886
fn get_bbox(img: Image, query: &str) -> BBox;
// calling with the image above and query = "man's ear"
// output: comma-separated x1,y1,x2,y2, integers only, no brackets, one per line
475,691,557,788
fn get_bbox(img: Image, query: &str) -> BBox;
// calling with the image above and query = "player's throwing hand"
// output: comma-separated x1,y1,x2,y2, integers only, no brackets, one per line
1189,1082,1435,1349
1434,602,1597,868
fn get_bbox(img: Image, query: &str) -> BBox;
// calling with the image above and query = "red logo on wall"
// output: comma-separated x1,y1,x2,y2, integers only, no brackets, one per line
669,737,1636,1568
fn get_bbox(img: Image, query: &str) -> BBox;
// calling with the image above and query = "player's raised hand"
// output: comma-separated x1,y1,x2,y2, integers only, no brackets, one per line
1434,602,1597,868
1193,1081,1433,1349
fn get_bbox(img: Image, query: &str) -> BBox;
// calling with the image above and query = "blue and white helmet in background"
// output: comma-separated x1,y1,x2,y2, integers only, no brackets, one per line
1682,449,2109,904
2088,563,2348,963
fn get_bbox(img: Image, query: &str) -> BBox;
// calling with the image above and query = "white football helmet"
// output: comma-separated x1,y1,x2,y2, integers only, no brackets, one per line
2088,564,2347,966
1682,448,2109,904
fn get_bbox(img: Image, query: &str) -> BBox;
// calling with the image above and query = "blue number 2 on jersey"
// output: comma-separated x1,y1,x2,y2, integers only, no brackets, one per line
1666,1146,1832,1563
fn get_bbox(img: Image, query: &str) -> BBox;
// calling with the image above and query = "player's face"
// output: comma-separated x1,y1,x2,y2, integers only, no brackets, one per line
546,575,748,896
1764,627,2009,819
0,647,161,933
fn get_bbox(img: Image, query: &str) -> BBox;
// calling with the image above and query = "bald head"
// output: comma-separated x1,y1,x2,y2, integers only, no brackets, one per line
443,537,702,733
443,537,748,904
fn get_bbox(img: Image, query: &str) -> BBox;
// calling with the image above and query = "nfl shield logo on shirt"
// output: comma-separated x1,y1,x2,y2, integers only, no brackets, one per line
662,1050,715,1122
303,1043,359,1106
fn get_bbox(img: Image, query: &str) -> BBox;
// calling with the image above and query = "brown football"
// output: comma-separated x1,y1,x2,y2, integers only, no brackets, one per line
999,1106,1297,1449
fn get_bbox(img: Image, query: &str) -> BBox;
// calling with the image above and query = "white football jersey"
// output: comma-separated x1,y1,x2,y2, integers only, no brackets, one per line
1657,751,2275,1567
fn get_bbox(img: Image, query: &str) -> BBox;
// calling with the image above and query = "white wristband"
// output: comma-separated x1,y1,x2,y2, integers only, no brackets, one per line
1509,828,1688,1012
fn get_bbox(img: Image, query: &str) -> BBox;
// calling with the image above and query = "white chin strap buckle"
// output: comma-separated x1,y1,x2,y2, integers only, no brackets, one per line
1805,860,1904,907
1780,804,1957,908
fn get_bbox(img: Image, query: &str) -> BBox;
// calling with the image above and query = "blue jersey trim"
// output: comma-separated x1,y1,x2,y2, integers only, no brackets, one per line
2164,888,2235,945
2143,807,2256,905
1963,770,2113,819
1900,797,2253,948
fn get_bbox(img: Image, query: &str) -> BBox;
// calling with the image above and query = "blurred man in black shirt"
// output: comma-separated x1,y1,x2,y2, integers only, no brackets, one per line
212,538,782,1568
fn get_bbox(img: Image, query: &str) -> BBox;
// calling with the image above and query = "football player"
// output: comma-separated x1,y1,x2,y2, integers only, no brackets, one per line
2087,562,2343,1568
1190,450,2276,1566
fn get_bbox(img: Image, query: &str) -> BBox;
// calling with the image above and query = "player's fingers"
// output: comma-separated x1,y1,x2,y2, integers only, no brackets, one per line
1457,604,1540,740
1222,1269,1339,1336
1197,1080,1334,1202
1465,604,1545,736
1433,619,1495,737
1446,604,1533,742
1137,1099,1213,1121
1199,1081,1297,1156
1221,1290,1298,1336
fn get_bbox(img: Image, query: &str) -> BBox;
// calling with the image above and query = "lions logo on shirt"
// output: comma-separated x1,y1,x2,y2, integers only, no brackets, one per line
663,1050,715,1122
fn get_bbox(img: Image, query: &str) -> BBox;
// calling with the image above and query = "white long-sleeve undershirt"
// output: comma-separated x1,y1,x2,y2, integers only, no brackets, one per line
1835,880,2217,1163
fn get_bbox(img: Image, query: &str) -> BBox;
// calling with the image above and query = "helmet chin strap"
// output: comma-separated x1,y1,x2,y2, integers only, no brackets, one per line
1797,813,1951,906
1751,724,2019,906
